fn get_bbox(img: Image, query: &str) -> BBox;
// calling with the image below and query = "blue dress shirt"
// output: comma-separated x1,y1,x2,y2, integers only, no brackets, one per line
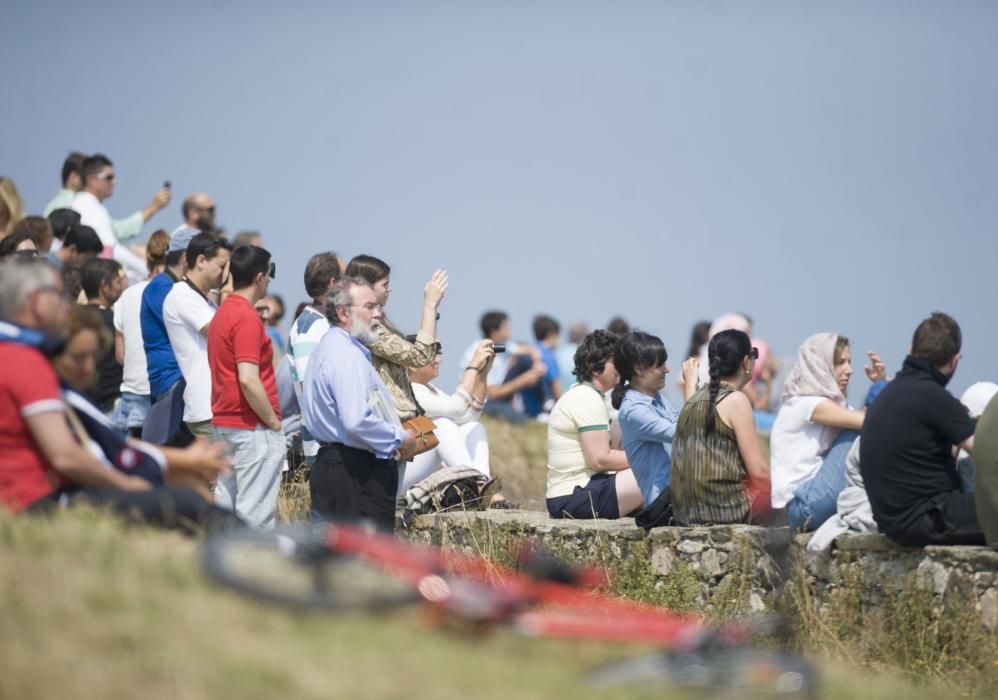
301,326,404,459
618,389,681,507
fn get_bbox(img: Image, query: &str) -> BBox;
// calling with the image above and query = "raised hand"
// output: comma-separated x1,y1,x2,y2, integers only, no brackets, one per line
423,269,449,309
865,351,887,382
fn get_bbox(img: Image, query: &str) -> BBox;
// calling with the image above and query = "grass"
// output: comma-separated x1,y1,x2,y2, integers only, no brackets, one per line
0,419,990,698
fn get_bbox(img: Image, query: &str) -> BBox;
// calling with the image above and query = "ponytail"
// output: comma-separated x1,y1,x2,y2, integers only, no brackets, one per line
611,331,667,410
704,329,753,433
610,378,628,410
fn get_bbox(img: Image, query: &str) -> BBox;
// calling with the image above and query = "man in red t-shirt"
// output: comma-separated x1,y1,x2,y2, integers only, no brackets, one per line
208,244,284,529
0,259,150,512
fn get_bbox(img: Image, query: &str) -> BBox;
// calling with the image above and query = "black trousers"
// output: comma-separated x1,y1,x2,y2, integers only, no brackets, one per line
311,443,399,531
888,491,985,546
28,485,242,534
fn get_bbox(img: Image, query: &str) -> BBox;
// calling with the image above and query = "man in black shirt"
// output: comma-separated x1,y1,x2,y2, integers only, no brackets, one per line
860,312,984,546
80,258,127,414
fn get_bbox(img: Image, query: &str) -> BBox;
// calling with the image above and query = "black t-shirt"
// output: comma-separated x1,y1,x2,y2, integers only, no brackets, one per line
85,305,123,413
860,356,975,536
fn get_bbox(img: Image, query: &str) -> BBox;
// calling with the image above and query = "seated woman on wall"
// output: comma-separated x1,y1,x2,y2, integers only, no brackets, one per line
770,333,887,531
8,302,235,530
612,331,699,508
546,330,643,519
671,330,771,526
401,338,495,491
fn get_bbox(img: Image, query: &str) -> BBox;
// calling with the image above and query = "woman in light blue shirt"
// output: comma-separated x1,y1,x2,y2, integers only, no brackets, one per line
612,332,699,507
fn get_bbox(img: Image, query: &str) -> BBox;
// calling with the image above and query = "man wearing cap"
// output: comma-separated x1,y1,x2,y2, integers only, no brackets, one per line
140,227,195,405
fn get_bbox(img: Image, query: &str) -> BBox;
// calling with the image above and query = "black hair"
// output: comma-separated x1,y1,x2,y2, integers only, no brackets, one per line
911,312,962,368
62,224,103,255
611,331,667,410
345,254,390,284
573,329,619,383
48,208,81,241
607,316,630,337
480,310,508,339
166,249,185,267
304,251,342,300
705,329,752,433
61,152,86,186
80,258,122,300
185,232,232,267
81,153,113,184
0,230,34,260
228,245,272,289
685,320,711,360
532,314,560,342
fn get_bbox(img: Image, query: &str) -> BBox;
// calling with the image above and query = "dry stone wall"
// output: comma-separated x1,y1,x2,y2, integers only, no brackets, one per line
403,510,998,629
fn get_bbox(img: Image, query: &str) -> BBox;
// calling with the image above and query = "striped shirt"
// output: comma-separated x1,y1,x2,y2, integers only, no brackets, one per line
671,383,750,525
288,306,329,459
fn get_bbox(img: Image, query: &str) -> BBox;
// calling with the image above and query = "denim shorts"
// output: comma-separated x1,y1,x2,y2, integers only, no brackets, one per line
111,392,152,432
547,473,620,519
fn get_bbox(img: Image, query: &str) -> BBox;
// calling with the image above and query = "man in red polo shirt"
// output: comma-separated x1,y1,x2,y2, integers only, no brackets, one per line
208,244,284,529
0,258,150,512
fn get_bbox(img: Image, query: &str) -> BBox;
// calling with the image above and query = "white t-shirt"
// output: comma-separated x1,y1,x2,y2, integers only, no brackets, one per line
769,396,842,508
71,191,115,246
113,280,150,395
163,281,217,423
546,382,611,499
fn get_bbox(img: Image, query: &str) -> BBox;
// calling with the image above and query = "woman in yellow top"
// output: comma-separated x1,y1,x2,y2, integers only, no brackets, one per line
545,330,643,519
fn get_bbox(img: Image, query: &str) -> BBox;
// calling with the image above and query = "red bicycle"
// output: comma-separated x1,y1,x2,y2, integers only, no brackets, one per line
201,522,816,695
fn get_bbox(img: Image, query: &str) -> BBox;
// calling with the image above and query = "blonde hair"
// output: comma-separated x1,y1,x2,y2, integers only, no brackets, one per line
0,177,26,239
833,335,850,366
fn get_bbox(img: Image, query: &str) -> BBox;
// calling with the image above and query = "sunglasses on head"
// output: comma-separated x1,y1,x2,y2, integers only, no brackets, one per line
749,347,759,359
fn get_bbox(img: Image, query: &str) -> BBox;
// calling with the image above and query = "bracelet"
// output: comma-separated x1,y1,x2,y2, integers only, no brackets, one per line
464,365,481,372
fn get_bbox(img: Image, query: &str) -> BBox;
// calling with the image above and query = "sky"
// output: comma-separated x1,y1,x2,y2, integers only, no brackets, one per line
4,0,997,402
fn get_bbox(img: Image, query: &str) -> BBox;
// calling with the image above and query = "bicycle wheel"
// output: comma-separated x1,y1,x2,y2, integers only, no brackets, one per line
201,524,418,611
588,647,818,696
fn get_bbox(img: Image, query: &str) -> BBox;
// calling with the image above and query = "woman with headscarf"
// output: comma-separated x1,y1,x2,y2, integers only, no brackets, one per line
770,333,887,531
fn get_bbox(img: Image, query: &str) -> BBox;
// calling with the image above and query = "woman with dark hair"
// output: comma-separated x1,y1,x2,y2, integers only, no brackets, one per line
770,333,886,531
0,229,39,260
344,254,447,423
612,332,699,508
671,329,771,525
546,330,642,519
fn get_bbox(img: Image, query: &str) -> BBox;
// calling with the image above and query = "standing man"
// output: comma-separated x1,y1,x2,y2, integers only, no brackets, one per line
208,245,284,529
288,251,344,464
80,258,127,414
861,312,985,546
141,227,194,403
45,151,170,241
163,233,232,438
178,193,217,235
301,277,415,530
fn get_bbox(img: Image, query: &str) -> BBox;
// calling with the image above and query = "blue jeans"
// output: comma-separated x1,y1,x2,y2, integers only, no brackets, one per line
110,392,151,434
786,429,860,531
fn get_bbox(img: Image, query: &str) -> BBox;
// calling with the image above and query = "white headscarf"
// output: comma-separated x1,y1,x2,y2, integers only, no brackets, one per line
696,313,752,387
961,382,998,418
780,332,845,404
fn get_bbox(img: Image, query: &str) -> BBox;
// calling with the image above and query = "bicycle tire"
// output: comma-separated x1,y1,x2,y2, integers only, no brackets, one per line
201,524,418,611
588,647,818,696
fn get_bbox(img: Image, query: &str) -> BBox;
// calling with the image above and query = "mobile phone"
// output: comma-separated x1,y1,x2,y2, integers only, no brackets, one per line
492,343,506,354
163,180,171,189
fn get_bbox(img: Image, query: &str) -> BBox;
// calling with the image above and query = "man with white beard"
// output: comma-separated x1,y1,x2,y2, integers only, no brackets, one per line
301,277,416,530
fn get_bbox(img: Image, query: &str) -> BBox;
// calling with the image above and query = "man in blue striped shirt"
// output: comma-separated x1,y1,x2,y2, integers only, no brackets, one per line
301,277,416,530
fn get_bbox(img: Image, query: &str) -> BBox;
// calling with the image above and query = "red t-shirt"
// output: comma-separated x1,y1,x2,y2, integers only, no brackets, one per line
208,294,280,429
0,344,67,512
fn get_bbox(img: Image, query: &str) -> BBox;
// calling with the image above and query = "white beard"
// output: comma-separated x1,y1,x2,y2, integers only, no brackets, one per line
350,314,382,346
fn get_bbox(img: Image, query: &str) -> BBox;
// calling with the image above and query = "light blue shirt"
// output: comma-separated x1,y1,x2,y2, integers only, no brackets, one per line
618,389,681,507
301,326,404,459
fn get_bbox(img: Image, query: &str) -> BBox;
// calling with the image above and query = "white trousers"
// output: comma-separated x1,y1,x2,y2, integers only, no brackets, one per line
401,418,490,492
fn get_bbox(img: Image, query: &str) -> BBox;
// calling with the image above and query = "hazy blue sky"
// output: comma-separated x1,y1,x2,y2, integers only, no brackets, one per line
5,1,997,401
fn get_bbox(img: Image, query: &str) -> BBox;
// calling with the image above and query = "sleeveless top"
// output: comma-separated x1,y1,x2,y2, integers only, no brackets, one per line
671,383,750,525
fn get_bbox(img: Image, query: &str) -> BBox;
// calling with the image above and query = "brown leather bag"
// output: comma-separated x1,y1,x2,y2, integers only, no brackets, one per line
399,415,439,461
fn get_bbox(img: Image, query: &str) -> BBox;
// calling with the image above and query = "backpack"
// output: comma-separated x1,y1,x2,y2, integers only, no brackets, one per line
399,466,500,528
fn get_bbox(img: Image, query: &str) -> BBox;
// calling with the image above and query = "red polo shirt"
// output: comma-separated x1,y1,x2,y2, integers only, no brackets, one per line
207,294,280,429
0,344,68,511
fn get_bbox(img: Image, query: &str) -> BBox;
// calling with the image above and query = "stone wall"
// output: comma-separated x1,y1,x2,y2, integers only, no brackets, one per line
403,510,998,630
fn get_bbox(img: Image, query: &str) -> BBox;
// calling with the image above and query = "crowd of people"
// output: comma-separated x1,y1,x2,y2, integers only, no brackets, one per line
0,157,996,551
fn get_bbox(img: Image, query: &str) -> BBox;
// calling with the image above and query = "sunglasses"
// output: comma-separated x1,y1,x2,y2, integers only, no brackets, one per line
749,347,759,359
268,261,276,279
96,173,116,182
